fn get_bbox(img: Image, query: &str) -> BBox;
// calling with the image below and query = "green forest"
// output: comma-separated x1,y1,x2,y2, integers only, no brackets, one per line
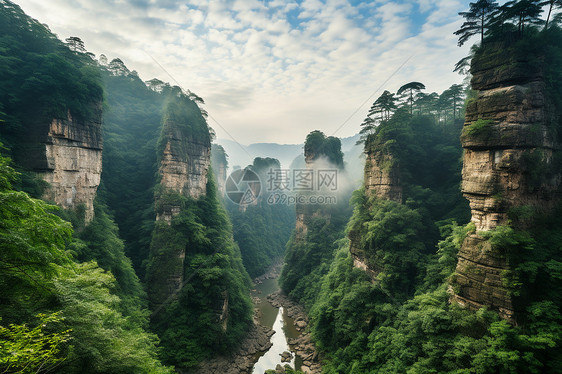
222,156,295,278
276,1,562,372
2,0,562,373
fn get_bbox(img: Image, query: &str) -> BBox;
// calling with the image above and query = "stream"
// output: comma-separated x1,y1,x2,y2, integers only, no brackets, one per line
251,278,302,373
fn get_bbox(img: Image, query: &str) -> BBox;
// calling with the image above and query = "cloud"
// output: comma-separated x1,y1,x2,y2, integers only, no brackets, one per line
15,0,471,144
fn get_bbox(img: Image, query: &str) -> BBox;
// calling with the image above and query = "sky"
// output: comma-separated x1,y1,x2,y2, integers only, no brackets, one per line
16,0,471,144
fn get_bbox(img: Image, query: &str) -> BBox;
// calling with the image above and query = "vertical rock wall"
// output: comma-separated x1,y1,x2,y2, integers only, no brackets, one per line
22,108,103,224
451,46,562,321
156,126,210,223
364,147,402,202
349,140,402,277
294,149,331,242
149,107,211,308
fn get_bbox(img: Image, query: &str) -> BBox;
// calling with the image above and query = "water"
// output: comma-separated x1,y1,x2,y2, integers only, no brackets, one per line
251,278,302,373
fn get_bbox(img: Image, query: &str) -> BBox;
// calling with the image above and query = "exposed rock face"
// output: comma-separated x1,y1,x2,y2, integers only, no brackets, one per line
215,160,227,196
21,108,103,224
364,148,402,202
451,46,562,322
294,152,331,242
150,108,211,308
350,140,402,278
156,127,210,222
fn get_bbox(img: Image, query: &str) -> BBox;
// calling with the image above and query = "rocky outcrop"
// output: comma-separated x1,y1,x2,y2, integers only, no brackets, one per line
364,147,402,202
215,158,227,196
210,144,228,197
20,108,103,224
149,100,211,308
156,126,210,222
350,139,402,278
451,44,562,322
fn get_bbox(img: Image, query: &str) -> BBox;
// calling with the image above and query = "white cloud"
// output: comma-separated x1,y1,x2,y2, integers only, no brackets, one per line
15,0,471,144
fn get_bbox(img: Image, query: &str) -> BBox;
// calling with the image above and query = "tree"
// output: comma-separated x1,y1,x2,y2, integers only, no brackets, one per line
454,0,499,46
501,0,543,33
397,82,425,115
541,0,562,28
65,36,86,53
0,313,70,373
373,90,397,121
107,58,130,76
436,91,452,124
442,84,465,121
413,92,438,115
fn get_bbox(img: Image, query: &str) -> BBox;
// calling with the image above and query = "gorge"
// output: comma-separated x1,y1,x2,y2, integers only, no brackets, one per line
2,0,562,373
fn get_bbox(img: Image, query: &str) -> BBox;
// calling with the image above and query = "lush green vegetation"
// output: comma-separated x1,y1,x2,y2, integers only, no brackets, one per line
99,66,166,277
147,177,253,369
279,131,353,310
0,1,103,191
308,214,562,373
0,2,254,371
286,3,562,372
224,157,295,278
145,94,253,370
0,153,171,373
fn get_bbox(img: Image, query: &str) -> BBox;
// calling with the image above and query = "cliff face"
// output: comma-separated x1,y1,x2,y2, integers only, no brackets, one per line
294,150,331,242
149,103,211,308
364,148,402,202
350,141,401,278
156,126,210,223
215,160,227,196
22,108,103,224
451,47,562,321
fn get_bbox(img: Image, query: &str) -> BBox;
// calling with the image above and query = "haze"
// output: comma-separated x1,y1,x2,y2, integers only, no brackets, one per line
17,0,470,144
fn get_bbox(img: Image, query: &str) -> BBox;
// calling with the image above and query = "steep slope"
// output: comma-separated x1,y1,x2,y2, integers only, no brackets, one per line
279,130,352,309
99,64,166,275
451,36,562,321
145,92,252,370
0,1,103,223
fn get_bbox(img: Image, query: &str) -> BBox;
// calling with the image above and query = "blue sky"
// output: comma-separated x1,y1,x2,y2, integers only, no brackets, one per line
16,0,471,144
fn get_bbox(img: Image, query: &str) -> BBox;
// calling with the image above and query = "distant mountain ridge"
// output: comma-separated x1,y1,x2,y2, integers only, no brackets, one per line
216,133,361,170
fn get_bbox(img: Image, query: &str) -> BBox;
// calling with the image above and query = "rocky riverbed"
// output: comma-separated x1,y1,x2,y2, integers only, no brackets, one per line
193,262,322,374
193,302,275,374
267,292,322,374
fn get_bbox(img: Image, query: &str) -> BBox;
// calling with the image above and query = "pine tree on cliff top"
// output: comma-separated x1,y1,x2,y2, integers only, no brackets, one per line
455,0,499,46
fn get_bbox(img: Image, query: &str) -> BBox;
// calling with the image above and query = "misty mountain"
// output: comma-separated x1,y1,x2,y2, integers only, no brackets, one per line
216,133,362,171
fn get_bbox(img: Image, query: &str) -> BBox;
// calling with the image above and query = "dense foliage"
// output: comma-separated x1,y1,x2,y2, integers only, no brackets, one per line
145,95,253,370
293,5,562,373
224,157,295,278
0,2,253,372
147,178,253,369
100,67,166,277
279,131,353,309
0,153,171,373
0,1,103,195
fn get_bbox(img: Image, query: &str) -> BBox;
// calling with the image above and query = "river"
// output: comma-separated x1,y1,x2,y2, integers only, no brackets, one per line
251,277,302,373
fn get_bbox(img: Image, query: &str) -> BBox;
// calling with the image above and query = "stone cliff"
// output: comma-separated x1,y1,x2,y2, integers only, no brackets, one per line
156,127,210,223
451,43,562,321
149,96,211,308
294,147,333,242
363,146,402,202
350,138,402,278
20,107,103,224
